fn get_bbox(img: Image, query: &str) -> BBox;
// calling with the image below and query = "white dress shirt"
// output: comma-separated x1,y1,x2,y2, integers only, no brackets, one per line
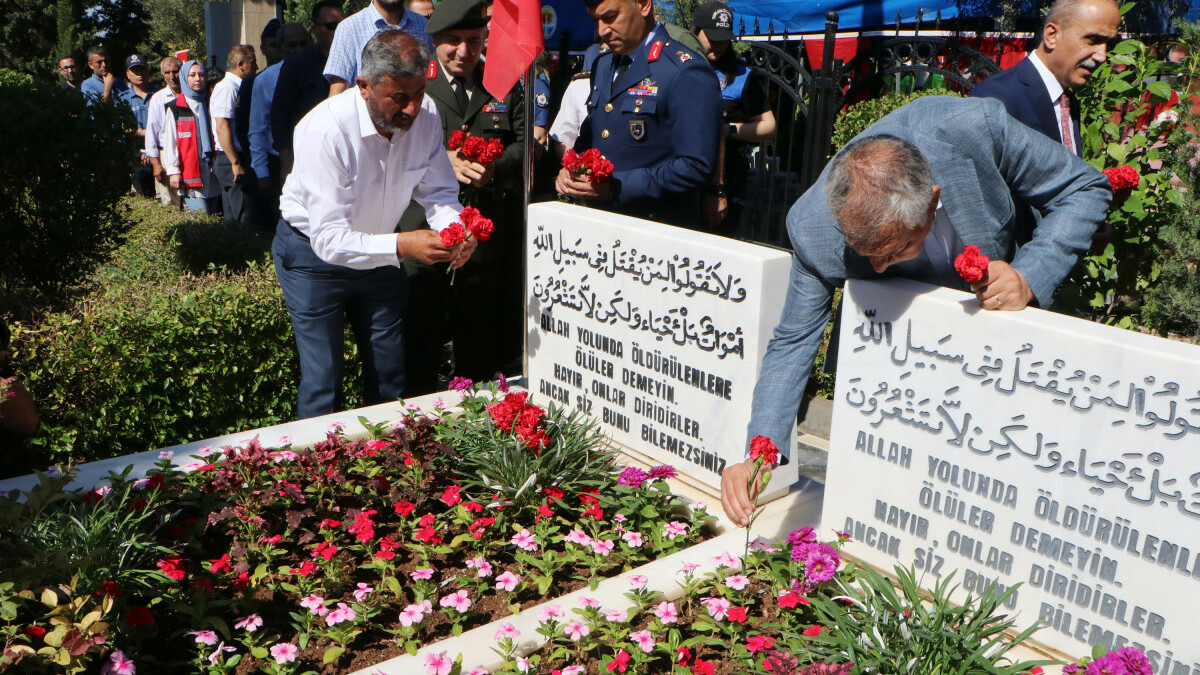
1029,52,1074,144
144,87,176,159
209,72,243,154
279,87,462,270
549,78,589,148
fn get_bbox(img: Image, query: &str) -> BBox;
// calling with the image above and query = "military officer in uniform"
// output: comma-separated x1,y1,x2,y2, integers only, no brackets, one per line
555,0,721,229
400,0,528,395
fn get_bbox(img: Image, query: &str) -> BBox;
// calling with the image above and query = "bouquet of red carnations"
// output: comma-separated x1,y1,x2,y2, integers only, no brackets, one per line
448,130,504,165
562,148,615,184
439,207,494,284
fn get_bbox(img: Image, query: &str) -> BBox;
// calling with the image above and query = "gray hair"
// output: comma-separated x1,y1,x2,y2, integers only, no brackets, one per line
360,30,429,85
1045,0,1118,30
824,134,933,253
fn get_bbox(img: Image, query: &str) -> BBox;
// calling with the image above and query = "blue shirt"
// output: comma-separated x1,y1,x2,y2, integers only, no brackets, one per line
120,87,152,129
323,4,433,84
81,74,129,105
249,62,283,179
533,72,551,128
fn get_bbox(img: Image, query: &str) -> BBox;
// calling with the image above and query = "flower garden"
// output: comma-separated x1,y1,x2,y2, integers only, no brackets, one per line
0,380,1160,675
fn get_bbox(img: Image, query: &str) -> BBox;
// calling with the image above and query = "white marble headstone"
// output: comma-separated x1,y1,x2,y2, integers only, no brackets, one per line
823,278,1200,669
525,203,795,494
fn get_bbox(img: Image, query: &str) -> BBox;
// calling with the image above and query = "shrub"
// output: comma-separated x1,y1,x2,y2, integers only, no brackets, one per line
6,199,364,472
831,88,961,150
0,77,137,311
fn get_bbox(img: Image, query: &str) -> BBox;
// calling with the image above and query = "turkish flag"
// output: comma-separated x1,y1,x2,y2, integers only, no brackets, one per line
482,0,544,100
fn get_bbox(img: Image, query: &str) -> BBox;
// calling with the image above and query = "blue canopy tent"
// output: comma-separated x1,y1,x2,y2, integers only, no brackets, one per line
726,0,1198,36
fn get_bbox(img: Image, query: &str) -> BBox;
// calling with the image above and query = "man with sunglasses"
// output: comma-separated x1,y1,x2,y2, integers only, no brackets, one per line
273,0,347,182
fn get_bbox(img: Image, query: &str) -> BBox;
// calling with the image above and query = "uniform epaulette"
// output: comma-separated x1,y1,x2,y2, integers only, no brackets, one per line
572,70,593,81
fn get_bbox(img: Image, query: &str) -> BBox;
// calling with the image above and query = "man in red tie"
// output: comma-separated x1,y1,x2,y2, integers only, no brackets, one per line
970,0,1121,157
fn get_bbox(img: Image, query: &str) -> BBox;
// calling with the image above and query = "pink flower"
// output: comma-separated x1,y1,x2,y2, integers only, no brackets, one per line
467,669,490,675
411,568,435,580
234,614,263,632
439,590,472,613
664,521,688,539
564,619,590,641
495,570,522,592
628,574,648,590
516,657,533,673
399,604,427,627
495,623,521,640
679,562,700,575
709,551,740,568
654,601,679,623
158,451,174,460
749,536,780,552
269,643,299,664
630,629,655,653
511,528,539,551
578,596,600,608
603,609,628,622
537,604,565,622
701,596,731,620
591,539,615,556
325,602,357,626
425,651,453,675
207,642,236,665
621,531,644,547
353,582,374,602
725,574,751,590
612,513,627,522
564,528,593,546
187,629,219,645
300,594,328,616
562,667,586,675
467,556,493,578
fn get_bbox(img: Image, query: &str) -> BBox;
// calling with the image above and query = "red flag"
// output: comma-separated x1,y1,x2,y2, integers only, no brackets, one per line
483,0,544,100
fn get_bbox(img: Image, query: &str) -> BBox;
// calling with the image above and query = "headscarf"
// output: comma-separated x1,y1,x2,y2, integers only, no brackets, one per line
181,60,215,158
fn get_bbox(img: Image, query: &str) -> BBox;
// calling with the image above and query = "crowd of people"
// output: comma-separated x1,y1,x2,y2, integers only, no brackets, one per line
48,0,1117,530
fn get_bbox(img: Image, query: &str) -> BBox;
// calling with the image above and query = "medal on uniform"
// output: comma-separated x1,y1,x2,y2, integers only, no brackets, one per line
629,118,646,140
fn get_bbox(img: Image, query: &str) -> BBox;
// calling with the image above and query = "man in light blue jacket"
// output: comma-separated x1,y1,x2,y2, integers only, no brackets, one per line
720,95,1111,525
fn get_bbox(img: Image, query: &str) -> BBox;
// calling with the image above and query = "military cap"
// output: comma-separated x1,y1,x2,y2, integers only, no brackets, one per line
425,0,489,34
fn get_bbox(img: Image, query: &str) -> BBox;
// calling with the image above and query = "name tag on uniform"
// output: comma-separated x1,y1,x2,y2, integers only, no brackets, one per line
179,131,193,139
482,102,508,113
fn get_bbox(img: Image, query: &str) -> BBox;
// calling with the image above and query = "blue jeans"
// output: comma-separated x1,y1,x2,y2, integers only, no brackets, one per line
272,221,408,419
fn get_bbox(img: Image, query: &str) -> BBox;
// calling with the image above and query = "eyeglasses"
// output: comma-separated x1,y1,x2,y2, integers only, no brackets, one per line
317,19,341,31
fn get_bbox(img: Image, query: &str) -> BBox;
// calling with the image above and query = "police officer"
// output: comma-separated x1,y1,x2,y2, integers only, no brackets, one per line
555,0,721,229
400,0,528,395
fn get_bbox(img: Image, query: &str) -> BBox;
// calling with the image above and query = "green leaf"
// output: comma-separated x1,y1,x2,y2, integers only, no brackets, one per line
322,645,345,664
1106,142,1128,162
252,647,269,659
1146,80,1172,100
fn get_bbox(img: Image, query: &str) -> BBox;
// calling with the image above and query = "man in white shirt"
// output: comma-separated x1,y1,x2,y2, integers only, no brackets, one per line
146,57,183,206
275,29,476,419
210,44,258,222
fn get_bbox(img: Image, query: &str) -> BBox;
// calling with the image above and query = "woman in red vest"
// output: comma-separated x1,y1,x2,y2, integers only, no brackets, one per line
162,60,220,213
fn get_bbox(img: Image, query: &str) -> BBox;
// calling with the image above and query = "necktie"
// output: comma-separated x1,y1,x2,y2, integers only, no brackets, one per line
611,55,629,95
1058,93,1076,155
452,76,469,112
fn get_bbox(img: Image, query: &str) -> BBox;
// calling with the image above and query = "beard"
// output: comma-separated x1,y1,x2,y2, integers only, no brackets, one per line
376,0,405,11
366,99,416,135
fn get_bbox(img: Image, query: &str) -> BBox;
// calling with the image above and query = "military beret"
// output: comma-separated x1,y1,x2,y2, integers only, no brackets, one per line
425,0,489,34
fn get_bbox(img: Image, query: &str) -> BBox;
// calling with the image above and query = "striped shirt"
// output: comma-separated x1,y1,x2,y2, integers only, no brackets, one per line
323,3,433,85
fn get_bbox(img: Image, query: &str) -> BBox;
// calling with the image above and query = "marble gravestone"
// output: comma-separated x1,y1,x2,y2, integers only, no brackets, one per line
524,203,797,495
823,278,1200,671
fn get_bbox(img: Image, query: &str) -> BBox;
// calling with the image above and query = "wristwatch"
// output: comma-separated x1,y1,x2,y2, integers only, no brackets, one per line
727,123,738,139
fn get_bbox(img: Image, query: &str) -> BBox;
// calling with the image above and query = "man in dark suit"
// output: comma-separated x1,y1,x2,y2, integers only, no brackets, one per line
970,0,1121,157
399,0,528,395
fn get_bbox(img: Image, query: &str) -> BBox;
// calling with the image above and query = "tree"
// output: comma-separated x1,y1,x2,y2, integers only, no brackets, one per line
0,0,61,83
145,0,207,64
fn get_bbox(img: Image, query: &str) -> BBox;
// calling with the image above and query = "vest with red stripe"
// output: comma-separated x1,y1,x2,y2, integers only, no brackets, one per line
169,94,203,189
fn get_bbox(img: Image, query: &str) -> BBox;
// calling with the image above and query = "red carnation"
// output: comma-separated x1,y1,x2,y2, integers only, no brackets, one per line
1102,165,1140,191
458,206,494,242
726,606,748,623
478,137,505,164
562,148,580,171
440,223,466,247
157,555,186,581
461,135,488,161
954,245,990,283
749,435,779,466
564,147,614,184
22,625,47,639
447,130,465,150
394,500,415,516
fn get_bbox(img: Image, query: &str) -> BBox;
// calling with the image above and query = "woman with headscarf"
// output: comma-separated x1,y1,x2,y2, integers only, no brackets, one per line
161,60,221,214
692,1,776,236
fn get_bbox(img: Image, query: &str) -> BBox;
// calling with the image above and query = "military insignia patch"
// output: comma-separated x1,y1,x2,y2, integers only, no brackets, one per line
426,60,437,79
676,50,692,62
482,102,508,113
648,41,663,62
629,118,646,140
536,93,548,107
